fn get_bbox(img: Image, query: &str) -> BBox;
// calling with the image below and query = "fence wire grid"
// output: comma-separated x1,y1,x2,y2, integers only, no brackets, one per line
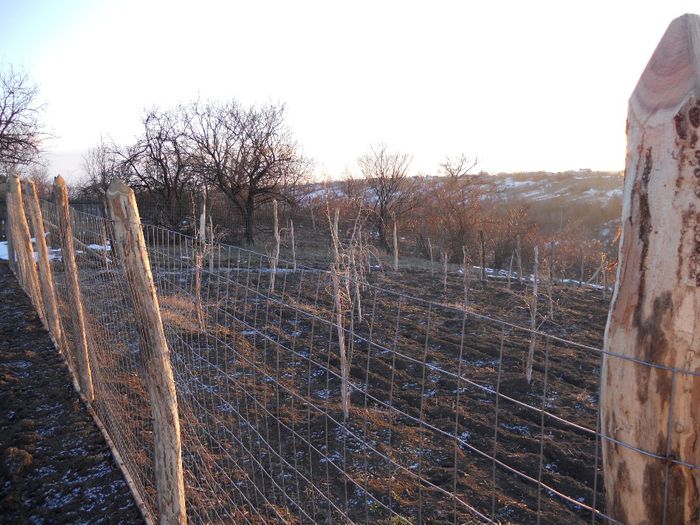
5,190,698,525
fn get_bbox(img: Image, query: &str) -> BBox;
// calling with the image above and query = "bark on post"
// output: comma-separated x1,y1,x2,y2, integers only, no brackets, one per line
106,179,187,524
5,192,15,271
516,234,523,283
9,175,45,323
290,219,297,271
525,245,538,384
602,14,700,524
507,250,514,290
579,246,584,287
479,230,486,282
392,214,399,272
23,179,63,346
548,241,554,321
53,176,94,401
428,238,434,275
462,245,469,284
270,199,280,292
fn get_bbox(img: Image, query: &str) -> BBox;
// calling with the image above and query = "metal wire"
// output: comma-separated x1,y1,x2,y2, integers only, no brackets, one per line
7,197,698,525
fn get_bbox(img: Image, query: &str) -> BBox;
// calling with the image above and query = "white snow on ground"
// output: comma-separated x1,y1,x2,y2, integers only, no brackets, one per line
0,240,62,261
87,243,111,251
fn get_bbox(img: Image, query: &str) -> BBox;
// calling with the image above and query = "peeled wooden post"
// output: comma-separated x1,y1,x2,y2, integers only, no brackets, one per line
442,249,448,293
507,250,514,290
270,199,280,292
9,175,45,322
479,230,486,282
193,193,205,330
392,214,399,271
5,192,15,271
428,238,434,275
525,245,538,384
106,179,187,524
602,14,700,524
53,176,94,401
548,241,554,321
23,179,63,346
329,208,350,420
579,246,584,287
516,234,523,283
290,219,297,271
462,245,469,284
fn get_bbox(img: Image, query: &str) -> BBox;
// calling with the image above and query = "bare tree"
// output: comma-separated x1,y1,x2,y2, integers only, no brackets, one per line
79,137,122,197
358,144,417,251
439,153,478,179
0,66,46,170
187,100,308,245
119,107,196,228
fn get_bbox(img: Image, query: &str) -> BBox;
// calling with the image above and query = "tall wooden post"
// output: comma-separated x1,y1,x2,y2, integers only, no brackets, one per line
392,213,399,272
23,179,63,347
579,246,584,287
479,230,486,282
516,234,523,283
5,192,15,271
106,179,187,524
525,245,538,384
54,176,94,401
602,14,700,524
9,175,45,322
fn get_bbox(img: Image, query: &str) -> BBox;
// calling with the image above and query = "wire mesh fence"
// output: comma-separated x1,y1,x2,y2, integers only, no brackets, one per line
4,179,699,524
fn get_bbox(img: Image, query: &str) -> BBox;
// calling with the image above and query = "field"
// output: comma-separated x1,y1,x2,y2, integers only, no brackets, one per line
52,211,612,524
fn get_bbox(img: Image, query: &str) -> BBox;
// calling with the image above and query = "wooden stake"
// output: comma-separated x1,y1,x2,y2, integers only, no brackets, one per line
290,219,297,271
548,241,554,321
106,179,187,524
428,238,434,275
602,14,700,524
392,213,399,272
525,245,538,384
516,234,523,283
507,250,514,290
5,191,15,271
579,246,584,287
442,249,448,294
23,179,63,347
53,176,94,401
270,199,280,292
9,175,45,321
479,230,486,282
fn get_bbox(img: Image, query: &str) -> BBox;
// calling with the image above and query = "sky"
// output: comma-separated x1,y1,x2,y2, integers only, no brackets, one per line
1,0,698,183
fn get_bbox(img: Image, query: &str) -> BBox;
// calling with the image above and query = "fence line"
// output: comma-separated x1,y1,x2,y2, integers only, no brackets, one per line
4,174,698,524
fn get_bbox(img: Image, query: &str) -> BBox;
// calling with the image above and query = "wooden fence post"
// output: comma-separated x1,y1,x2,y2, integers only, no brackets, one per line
516,234,523,283
525,245,538,384
602,13,700,524
579,246,584,287
106,179,187,524
9,174,46,322
428,238,434,275
54,176,95,402
392,214,399,272
270,199,280,292
479,230,486,282
23,179,63,347
290,219,297,271
5,191,15,272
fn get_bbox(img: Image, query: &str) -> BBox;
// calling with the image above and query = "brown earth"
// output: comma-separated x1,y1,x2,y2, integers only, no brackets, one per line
0,262,143,525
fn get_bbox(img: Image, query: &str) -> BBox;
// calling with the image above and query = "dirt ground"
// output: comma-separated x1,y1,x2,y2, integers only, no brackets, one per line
0,262,143,525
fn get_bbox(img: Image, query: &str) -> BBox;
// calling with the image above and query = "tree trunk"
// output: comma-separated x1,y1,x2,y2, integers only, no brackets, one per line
602,14,700,524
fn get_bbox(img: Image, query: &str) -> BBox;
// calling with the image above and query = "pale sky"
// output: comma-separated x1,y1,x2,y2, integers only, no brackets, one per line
1,0,698,182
